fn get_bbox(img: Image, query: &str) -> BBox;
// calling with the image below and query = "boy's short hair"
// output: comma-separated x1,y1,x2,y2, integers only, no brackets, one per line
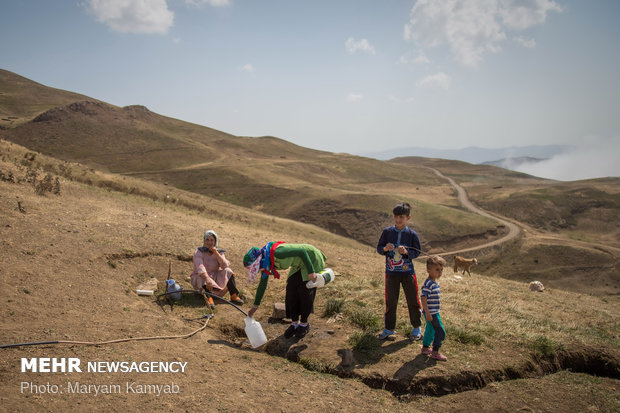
427,255,447,268
393,202,411,216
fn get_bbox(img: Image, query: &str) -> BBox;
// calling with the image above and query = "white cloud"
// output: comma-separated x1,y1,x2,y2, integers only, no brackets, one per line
185,0,230,7
347,93,363,103
399,51,430,65
499,0,562,30
240,64,255,74
87,0,174,34
389,95,415,104
345,37,376,55
414,52,431,64
404,0,561,67
514,35,536,48
417,72,451,90
514,136,620,181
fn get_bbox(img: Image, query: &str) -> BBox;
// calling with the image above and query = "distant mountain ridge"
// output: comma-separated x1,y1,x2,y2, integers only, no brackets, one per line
359,145,572,165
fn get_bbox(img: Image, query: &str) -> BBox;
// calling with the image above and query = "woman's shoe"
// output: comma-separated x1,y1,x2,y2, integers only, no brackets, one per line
230,293,244,305
295,324,310,339
284,324,298,338
420,347,432,355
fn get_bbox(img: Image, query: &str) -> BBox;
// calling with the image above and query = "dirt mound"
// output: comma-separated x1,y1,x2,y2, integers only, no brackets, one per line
122,104,154,120
32,101,111,122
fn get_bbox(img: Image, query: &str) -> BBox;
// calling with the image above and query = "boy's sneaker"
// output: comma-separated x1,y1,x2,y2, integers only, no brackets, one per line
430,352,447,361
410,328,422,341
377,329,396,340
295,324,310,339
283,324,298,338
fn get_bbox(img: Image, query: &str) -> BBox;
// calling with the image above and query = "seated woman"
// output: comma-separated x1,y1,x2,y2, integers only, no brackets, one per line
191,230,243,308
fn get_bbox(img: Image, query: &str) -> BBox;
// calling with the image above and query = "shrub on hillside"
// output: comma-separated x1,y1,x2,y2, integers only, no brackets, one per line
347,307,380,331
323,298,345,317
349,331,381,357
446,325,485,345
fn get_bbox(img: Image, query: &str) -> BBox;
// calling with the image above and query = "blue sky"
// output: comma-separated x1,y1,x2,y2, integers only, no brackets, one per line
1,0,619,179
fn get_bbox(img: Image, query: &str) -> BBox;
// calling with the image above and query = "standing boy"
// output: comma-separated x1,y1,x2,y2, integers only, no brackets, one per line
377,202,423,341
420,255,448,361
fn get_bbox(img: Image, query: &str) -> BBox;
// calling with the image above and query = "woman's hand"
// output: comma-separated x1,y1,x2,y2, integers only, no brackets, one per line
248,305,259,318
425,313,433,322
308,273,318,282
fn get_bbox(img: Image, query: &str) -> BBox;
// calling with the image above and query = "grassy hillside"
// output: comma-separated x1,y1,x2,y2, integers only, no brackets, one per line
0,69,95,127
1,139,618,412
391,157,620,295
3,68,619,298
0,69,503,249
392,157,620,247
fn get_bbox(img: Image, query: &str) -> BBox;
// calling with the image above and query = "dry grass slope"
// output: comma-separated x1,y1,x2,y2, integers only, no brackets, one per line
0,140,618,412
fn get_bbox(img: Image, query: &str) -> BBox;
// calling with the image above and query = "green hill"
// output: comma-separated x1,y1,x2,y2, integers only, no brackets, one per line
2,68,619,294
0,69,502,248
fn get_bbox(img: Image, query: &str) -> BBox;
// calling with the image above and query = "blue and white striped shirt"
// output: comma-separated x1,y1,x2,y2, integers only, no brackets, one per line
421,278,440,315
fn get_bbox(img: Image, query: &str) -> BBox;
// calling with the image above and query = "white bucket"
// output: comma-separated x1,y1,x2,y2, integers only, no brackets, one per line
244,317,268,348
306,268,335,289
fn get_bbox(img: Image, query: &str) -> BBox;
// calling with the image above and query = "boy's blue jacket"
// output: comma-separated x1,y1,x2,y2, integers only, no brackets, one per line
377,225,421,276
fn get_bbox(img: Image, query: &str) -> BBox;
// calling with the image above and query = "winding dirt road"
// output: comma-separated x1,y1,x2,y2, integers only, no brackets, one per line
429,167,521,257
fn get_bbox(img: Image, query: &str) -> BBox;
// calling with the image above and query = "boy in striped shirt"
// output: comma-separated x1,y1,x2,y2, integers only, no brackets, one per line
420,255,448,361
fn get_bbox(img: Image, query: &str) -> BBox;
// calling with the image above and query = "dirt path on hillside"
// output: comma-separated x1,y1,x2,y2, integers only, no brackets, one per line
429,167,620,260
428,167,521,257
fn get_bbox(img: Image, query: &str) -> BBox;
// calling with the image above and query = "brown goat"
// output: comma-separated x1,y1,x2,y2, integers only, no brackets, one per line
453,256,478,276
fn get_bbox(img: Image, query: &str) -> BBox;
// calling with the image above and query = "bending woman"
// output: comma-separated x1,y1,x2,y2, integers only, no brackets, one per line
243,242,326,339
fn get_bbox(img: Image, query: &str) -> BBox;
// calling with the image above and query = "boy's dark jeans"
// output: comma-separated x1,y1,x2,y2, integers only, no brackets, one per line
384,273,421,330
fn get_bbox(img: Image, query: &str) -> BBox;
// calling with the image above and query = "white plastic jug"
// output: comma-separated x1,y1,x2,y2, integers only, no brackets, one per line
244,317,268,348
165,279,183,300
306,268,335,289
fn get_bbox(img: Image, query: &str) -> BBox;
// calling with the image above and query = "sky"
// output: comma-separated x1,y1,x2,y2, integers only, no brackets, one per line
1,0,619,180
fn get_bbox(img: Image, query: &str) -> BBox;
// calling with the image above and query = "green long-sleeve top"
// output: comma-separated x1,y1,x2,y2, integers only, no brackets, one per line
253,243,326,306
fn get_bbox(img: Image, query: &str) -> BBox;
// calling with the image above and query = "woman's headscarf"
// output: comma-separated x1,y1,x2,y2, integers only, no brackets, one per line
243,242,285,283
203,230,218,247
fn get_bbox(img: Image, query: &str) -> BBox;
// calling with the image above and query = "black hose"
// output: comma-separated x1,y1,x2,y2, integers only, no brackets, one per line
0,340,59,349
155,288,248,317
155,289,204,300
202,287,248,317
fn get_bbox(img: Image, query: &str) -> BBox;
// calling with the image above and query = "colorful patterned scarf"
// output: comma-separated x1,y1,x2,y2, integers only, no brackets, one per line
245,241,285,283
